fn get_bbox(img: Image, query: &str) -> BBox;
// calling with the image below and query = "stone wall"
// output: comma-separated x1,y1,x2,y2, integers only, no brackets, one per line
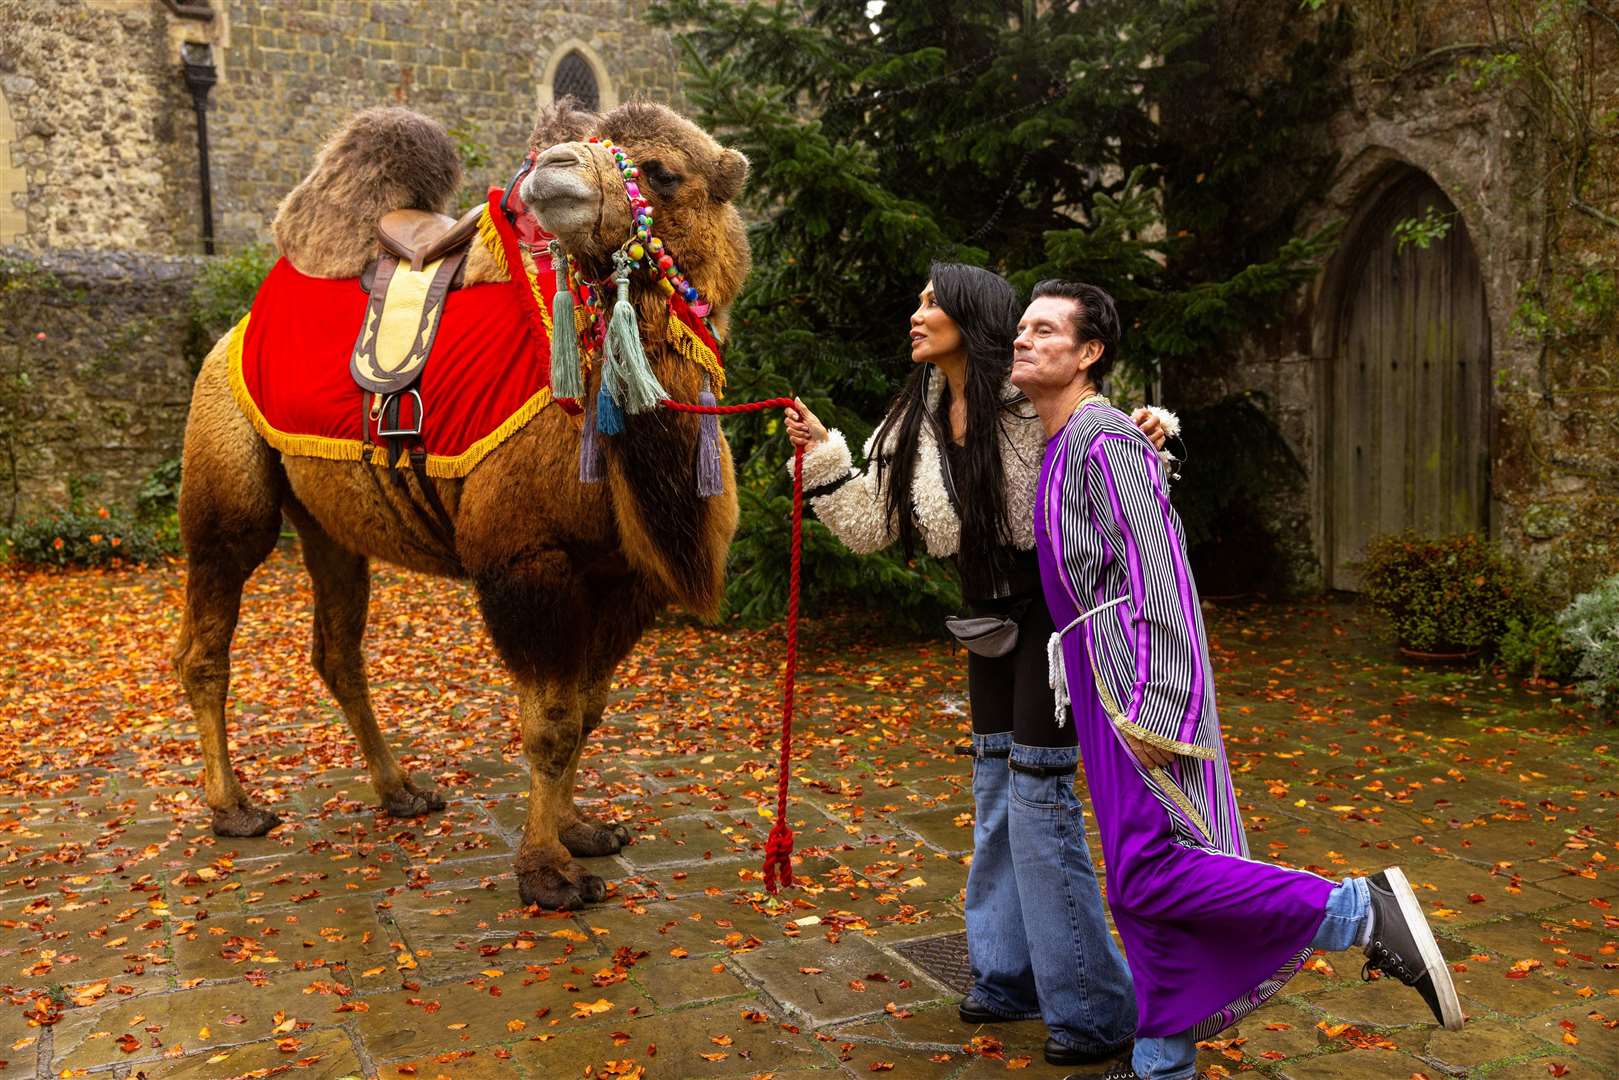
1171,0,1619,598
0,247,201,526
0,0,200,254
207,0,686,252
0,0,688,517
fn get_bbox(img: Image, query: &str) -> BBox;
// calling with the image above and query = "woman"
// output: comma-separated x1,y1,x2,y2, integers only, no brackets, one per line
784,263,1171,1068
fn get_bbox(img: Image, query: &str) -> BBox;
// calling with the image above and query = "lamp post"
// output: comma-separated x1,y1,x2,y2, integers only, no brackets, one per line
180,41,217,255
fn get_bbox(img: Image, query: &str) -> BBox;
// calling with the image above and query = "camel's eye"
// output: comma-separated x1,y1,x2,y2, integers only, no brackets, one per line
640,158,683,198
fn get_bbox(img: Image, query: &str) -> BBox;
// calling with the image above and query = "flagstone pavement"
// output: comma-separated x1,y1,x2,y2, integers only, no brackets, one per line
1,552,1614,1079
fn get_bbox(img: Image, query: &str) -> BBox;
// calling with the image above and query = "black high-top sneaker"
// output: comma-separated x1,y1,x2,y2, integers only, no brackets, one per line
1363,868,1464,1031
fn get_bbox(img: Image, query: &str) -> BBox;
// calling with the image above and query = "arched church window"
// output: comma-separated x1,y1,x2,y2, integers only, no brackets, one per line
553,51,600,112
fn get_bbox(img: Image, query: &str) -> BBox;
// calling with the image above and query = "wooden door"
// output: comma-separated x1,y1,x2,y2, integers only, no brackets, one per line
1325,171,1490,589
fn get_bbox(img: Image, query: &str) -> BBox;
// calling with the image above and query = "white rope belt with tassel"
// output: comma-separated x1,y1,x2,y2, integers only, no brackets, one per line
1047,595,1130,728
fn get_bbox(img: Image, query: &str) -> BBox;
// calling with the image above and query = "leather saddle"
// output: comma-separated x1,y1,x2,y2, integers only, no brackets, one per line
350,204,483,401
347,205,485,555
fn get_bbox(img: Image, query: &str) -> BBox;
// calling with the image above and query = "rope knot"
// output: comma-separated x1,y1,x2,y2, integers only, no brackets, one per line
763,820,795,893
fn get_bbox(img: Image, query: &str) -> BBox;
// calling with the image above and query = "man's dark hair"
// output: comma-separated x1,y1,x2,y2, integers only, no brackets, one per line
1029,279,1120,386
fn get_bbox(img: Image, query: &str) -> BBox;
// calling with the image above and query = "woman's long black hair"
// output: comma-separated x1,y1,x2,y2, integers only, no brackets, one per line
872,262,1025,594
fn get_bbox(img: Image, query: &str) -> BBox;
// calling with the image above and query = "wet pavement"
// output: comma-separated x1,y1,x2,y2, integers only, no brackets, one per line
0,549,1614,1078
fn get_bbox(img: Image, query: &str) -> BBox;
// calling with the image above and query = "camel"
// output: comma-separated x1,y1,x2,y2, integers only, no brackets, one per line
173,100,749,910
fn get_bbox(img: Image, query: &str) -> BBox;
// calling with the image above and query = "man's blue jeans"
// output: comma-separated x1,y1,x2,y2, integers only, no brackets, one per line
964,732,1136,1051
1130,875,1371,1079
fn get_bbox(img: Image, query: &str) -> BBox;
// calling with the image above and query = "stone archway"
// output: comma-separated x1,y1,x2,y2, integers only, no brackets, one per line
538,40,617,114
1317,167,1491,589
0,88,25,243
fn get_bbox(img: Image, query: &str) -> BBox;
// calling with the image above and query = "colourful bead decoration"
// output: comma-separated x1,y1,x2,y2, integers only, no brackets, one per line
591,135,711,317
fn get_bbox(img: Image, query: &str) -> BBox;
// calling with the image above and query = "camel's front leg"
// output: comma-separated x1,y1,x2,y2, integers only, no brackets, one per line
557,674,633,857
514,678,607,910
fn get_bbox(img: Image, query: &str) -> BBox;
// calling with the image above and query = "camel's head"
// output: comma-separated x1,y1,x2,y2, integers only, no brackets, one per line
519,100,751,318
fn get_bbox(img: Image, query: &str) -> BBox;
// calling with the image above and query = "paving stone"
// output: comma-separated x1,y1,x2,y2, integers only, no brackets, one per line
0,887,172,993
832,1001,1047,1055
619,814,737,869
1457,910,1619,995
840,1042,966,1077
127,1026,362,1079
1520,1003,1619,1073
508,999,830,1077
950,1046,1104,1077
213,846,409,911
1481,1052,1610,1078
894,807,976,854
355,968,651,1063
376,1050,526,1078
385,884,583,980
50,974,322,1073
631,954,754,1008
172,895,402,983
576,897,783,962
733,936,936,1026
1275,1046,1435,1079
1448,960,1592,1018
1214,1004,1326,1063
1530,863,1619,904
1304,972,1458,1030
1398,854,1569,928
0,1008,40,1080
1415,1016,1562,1073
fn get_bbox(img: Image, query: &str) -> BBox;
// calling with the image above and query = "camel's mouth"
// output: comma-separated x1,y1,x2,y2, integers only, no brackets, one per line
521,144,607,243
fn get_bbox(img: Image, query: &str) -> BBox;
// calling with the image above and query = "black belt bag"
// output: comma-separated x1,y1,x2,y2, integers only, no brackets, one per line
945,614,1020,657
945,597,1031,658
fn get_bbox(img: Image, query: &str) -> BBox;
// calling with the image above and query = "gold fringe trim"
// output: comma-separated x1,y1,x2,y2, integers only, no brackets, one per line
1089,647,1217,761
414,386,552,477
476,206,504,264
1149,765,1213,840
1088,643,1214,838
477,206,554,341
229,314,365,464
666,311,726,391
228,312,554,479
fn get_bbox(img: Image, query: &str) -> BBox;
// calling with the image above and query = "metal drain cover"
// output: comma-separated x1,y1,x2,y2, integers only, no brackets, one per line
893,931,972,995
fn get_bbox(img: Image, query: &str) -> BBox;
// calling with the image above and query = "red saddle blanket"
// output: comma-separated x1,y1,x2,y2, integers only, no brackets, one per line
230,251,556,478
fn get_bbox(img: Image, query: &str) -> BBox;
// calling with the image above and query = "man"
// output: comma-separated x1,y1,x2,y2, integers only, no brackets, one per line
1009,280,1463,1080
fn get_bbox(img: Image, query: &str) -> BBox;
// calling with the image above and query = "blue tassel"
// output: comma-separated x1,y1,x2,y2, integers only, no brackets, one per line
696,375,723,497
604,254,666,414
548,241,581,400
596,383,624,436
578,396,604,483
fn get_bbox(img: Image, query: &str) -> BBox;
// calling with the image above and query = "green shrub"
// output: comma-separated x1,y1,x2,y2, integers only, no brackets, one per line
1498,611,1579,681
1558,574,1619,710
135,457,183,551
1358,532,1529,654
192,243,276,344
2,503,166,568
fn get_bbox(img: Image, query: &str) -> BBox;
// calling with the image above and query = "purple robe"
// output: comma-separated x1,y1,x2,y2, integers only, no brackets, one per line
1035,400,1335,1040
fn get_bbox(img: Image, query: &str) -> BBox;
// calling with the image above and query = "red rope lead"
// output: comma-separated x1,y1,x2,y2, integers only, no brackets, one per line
660,396,801,893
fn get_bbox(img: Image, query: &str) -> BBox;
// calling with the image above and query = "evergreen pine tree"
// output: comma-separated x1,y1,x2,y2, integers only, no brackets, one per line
649,0,1343,619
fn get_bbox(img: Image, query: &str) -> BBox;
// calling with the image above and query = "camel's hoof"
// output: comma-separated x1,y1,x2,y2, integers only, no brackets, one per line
578,873,608,904
560,818,632,857
211,804,282,838
517,865,586,911
381,781,446,819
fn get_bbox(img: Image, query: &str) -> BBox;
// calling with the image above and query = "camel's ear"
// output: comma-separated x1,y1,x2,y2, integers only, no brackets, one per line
711,147,749,203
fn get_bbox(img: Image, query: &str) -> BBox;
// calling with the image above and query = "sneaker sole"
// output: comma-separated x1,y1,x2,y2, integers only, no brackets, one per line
1384,866,1463,1030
